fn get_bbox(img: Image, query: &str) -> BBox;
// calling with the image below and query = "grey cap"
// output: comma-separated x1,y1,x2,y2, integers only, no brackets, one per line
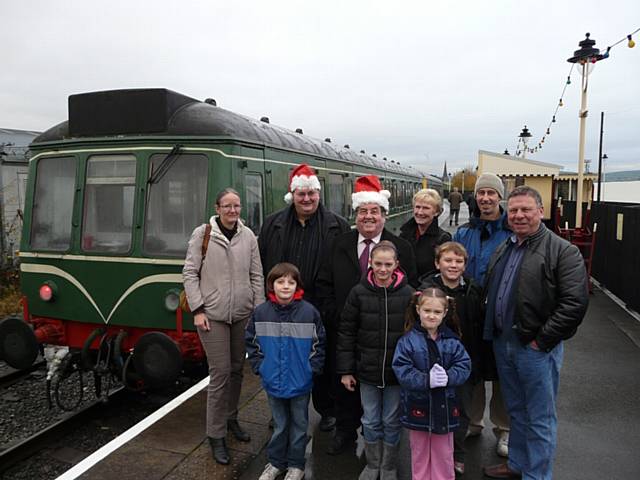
474,172,505,198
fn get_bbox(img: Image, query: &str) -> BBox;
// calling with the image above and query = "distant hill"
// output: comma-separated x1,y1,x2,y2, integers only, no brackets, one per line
604,170,640,182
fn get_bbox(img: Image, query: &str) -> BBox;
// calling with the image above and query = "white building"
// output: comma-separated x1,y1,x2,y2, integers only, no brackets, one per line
1,128,40,265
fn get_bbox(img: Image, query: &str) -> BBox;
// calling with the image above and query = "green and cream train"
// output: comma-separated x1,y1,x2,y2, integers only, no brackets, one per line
0,89,442,389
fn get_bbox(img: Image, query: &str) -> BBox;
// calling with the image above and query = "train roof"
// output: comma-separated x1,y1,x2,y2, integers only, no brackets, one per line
33,88,425,179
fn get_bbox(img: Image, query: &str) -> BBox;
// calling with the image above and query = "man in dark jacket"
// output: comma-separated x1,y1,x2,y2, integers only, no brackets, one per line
483,186,589,480
448,187,464,226
258,163,350,432
316,175,417,455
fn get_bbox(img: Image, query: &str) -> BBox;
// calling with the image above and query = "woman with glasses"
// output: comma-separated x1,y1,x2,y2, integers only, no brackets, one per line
183,187,265,465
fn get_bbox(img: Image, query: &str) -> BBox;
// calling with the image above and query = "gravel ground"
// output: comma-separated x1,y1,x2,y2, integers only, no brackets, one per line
0,359,203,480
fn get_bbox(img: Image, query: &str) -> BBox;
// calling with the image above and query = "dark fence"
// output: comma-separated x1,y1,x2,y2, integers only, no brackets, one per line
555,200,640,313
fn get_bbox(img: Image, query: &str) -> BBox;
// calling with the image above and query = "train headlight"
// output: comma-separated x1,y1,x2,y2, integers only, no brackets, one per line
39,281,58,302
164,289,180,312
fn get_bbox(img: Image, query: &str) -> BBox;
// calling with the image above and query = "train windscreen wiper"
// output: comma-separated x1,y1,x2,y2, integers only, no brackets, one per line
148,144,182,185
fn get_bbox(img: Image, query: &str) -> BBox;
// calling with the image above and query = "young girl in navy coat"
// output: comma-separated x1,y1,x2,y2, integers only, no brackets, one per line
392,287,471,480
246,263,326,480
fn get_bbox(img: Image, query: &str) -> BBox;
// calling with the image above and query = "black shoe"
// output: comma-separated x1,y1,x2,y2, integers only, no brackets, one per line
228,419,251,442
209,437,230,464
326,431,356,455
319,415,336,432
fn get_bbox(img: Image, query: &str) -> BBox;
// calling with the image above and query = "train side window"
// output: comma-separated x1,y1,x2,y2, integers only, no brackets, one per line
328,173,344,217
82,155,136,253
318,178,326,205
345,177,353,218
245,173,263,235
144,153,208,256
30,156,76,251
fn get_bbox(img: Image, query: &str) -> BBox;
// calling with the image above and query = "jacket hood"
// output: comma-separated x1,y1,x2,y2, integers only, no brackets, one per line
420,272,472,296
209,215,246,231
365,267,407,291
469,208,510,231
267,288,305,305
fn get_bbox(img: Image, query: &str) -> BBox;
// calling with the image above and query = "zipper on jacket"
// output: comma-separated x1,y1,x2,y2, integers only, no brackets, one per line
380,287,389,388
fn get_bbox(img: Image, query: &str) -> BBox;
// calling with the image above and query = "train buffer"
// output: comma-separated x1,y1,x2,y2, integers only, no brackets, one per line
56,285,640,480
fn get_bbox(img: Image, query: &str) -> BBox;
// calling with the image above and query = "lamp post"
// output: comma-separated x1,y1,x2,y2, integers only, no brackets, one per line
448,173,452,196
461,170,465,195
567,33,606,228
518,126,532,160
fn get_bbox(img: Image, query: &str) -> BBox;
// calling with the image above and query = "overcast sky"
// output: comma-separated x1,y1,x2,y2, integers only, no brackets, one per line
2,1,639,175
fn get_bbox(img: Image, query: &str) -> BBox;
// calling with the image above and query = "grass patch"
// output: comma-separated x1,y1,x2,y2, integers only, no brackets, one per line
0,267,22,318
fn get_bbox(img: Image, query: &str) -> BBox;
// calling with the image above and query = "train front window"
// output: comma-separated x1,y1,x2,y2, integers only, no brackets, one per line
30,156,76,251
144,153,208,256
82,155,136,253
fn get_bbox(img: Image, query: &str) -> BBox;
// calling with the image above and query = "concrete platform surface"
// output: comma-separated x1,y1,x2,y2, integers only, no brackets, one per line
74,203,640,479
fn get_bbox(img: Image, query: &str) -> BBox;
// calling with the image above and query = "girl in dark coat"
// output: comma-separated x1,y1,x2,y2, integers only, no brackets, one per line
337,241,414,480
393,287,471,480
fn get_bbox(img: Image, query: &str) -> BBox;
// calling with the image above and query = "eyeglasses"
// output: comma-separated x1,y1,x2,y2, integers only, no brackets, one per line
357,208,382,216
219,204,242,211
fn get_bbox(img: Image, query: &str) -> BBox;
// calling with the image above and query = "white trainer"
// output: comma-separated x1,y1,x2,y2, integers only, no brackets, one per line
284,467,305,480
259,463,284,480
496,431,509,458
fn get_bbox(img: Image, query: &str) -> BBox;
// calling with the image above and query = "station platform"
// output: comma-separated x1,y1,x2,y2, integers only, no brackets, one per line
59,205,640,479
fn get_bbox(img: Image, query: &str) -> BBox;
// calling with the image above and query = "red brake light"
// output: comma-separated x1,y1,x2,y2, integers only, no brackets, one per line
39,284,53,301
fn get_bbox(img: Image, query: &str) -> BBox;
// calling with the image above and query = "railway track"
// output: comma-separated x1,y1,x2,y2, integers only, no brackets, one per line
0,360,46,389
0,386,126,474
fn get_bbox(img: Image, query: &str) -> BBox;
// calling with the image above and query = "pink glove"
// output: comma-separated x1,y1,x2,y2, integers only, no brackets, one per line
429,364,448,388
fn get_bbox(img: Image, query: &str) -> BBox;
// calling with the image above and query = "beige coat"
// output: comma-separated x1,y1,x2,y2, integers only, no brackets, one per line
183,217,265,323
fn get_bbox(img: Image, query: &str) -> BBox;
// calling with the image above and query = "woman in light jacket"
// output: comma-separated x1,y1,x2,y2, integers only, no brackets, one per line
183,188,265,465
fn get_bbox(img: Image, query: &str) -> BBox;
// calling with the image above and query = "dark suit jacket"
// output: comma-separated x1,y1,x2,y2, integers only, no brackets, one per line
316,228,418,330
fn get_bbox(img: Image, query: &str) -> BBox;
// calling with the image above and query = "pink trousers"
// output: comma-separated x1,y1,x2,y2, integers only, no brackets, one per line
409,430,454,480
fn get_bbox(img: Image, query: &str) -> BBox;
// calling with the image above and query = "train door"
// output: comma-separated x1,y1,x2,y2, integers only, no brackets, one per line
238,148,267,236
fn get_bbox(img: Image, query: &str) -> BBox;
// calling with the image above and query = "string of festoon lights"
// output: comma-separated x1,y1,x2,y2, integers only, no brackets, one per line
512,26,639,157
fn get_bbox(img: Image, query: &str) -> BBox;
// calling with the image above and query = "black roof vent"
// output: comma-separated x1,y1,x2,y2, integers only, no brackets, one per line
295,128,303,134
360,149,365,154
372,154,377,158
68,88,198,137
344,144,350,149
204,98,217,106
383,157,387,161
324,137,331,142
260,117,270,123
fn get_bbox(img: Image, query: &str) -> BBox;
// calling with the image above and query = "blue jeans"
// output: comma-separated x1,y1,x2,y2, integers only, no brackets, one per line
267,393,310,470
359,383,402,445
493,330,563,480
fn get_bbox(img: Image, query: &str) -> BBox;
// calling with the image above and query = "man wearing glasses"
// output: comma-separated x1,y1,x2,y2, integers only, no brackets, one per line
259,164,350,433
317,175,417,455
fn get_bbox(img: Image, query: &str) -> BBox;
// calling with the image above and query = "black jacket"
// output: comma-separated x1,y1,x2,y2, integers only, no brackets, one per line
420,273,488,382
258,203,350,306
337,271,414,386
484,224,589,352
399,217,451,279
316,228,418,330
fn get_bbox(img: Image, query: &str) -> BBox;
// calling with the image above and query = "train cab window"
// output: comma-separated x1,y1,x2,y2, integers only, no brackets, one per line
144,153,208,256
328,173,344,217
245,173,263,235
30,156,76,250
82,155,136,253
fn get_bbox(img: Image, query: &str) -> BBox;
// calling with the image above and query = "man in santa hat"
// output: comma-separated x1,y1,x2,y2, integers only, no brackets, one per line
259,163,350,432
316,174,417,455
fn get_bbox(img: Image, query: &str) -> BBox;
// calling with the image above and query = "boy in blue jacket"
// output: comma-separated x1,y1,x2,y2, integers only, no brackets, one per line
246,263,326,480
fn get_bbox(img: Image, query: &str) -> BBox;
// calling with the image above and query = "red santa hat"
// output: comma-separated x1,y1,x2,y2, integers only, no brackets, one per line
352,175,391,212
284,164,322,204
